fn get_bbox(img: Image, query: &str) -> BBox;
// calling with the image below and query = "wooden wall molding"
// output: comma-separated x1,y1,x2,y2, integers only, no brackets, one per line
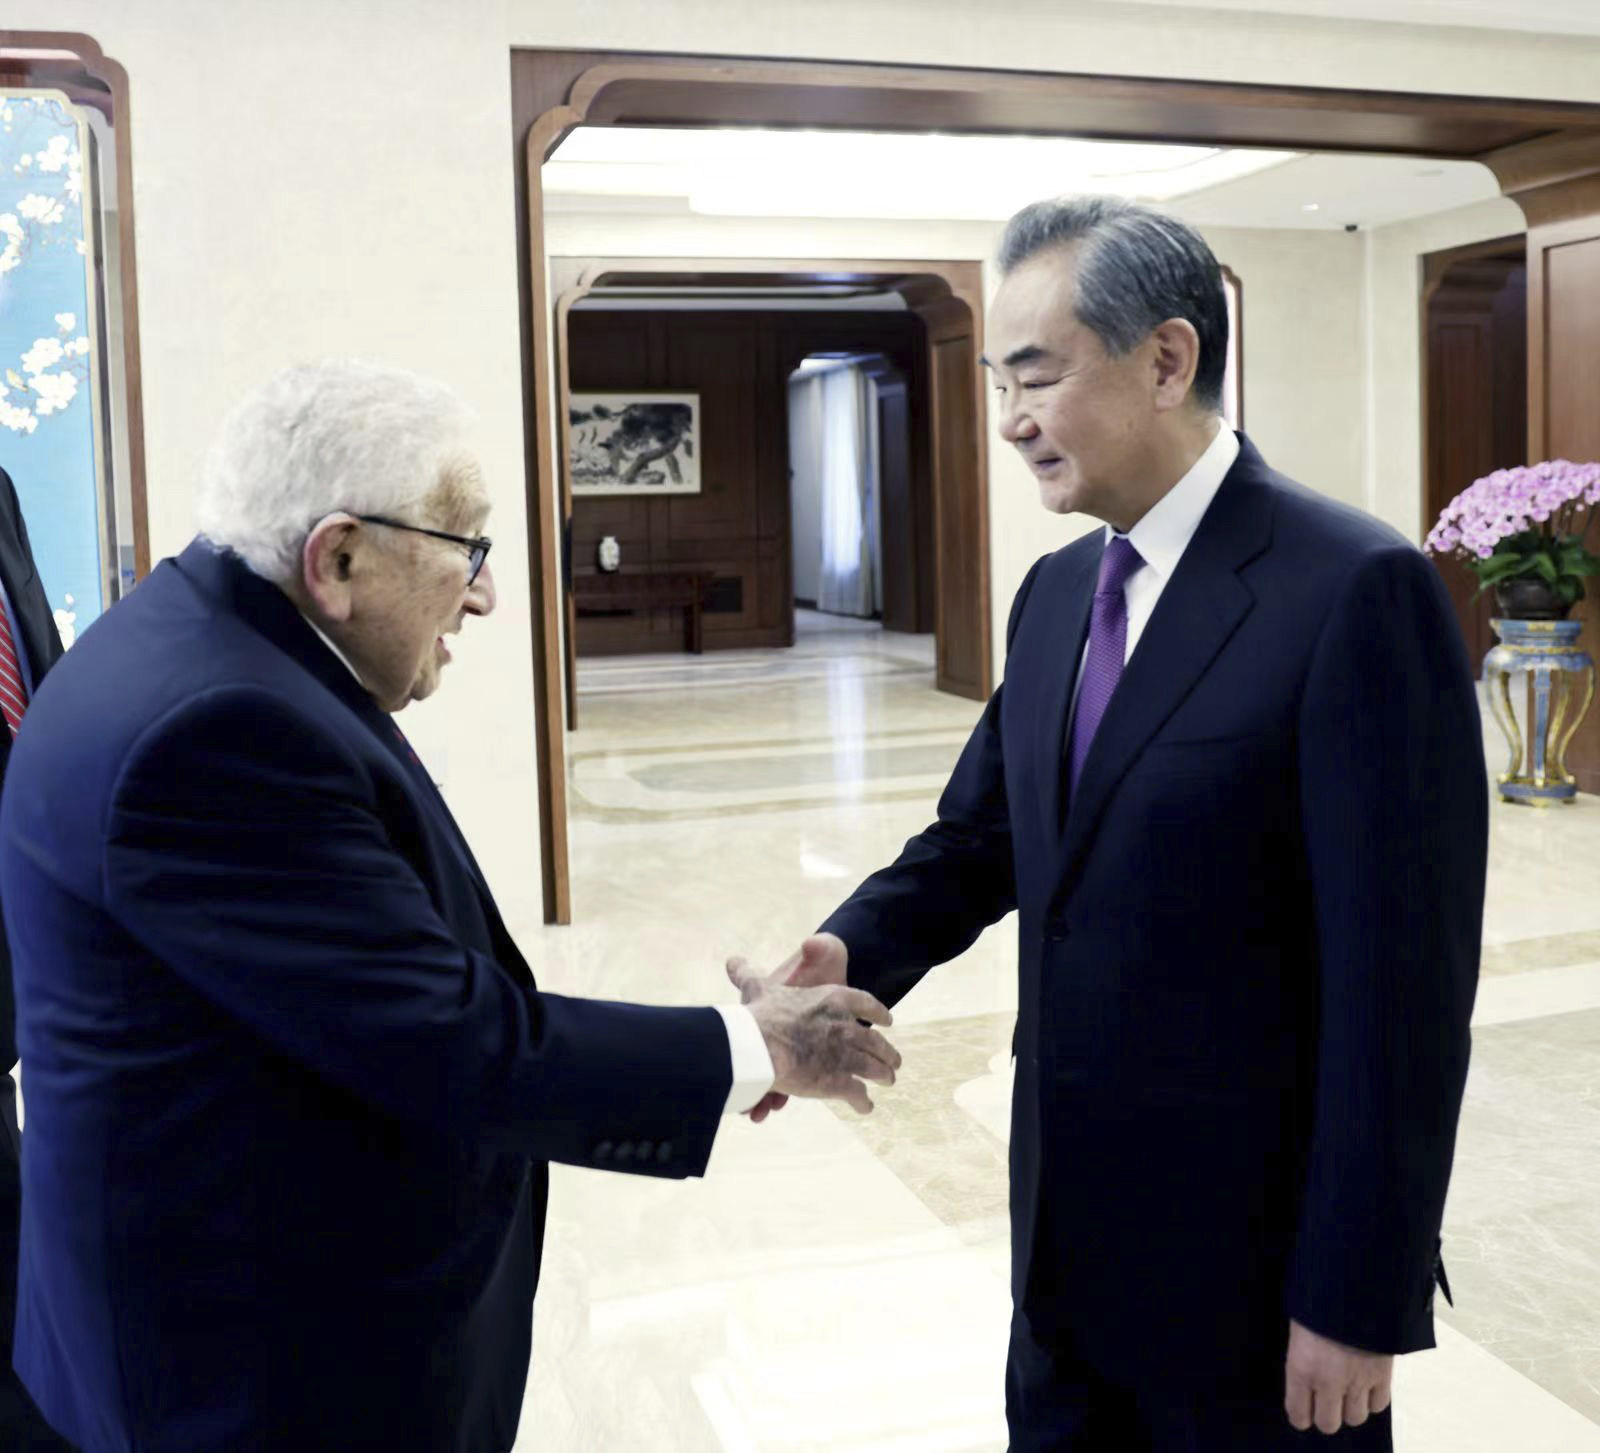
1525,209,1600,792
0,30,149,581
561,55,1600,157
1483,129,1600,229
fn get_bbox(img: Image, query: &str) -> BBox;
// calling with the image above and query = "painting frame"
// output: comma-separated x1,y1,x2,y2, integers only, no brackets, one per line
1,86,116,643
568,391,701,497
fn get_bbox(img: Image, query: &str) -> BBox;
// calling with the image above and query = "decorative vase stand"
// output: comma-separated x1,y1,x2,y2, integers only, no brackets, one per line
1482,618,1596,806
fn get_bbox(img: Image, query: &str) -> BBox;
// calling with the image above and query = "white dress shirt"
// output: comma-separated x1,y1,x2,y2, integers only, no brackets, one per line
297,611,777,1115
1069,424,1240,725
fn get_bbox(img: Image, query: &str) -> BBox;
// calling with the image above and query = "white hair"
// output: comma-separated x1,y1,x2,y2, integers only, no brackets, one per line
196,360,477,583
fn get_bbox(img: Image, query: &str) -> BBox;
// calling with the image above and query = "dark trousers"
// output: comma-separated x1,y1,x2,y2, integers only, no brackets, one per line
1007,1310,1393,1453
1,1081,74,1450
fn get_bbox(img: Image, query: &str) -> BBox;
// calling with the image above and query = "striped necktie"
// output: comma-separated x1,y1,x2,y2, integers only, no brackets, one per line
0,603,28,738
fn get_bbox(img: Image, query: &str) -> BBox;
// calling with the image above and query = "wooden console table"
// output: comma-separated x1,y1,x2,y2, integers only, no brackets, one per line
572,568,712,654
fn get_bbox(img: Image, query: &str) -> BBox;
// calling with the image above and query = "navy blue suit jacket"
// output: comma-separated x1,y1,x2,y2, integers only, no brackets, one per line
0,539,732,1452
0,465,67,1441
823,437,1486,1392
0,465,65,1073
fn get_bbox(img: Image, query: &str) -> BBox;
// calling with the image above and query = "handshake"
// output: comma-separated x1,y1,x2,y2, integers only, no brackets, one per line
726,932,902,1120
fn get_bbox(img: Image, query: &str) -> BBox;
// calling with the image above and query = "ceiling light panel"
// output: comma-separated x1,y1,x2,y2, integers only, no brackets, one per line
545,127,1300,221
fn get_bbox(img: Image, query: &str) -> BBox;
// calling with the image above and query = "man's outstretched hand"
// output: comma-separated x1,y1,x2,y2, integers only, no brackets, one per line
726,935,895,1117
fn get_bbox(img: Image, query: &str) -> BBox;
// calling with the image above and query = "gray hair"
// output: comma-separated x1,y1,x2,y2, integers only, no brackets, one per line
997,196,1228,411
197,360,476,583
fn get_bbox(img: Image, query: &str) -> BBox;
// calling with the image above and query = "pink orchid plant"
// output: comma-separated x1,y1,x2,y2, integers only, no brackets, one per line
1426,460,1600,609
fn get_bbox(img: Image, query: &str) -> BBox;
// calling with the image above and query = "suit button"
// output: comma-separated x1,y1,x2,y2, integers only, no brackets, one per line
593,1141,614,1162
656,1142,673,1165
1044,925,1068,943
614,1141,636,1163
635,1140,655,1162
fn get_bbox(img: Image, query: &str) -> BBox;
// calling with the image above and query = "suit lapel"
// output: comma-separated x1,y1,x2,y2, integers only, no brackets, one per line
175,541,525,974
381,724,493,899
1034,545,1098,848
371,718,533,983
1058,455,1275,880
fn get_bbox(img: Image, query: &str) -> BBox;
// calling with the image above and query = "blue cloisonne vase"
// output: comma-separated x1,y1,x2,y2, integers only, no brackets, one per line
1482,618,1596,806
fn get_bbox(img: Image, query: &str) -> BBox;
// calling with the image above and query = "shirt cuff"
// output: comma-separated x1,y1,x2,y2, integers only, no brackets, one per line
714,1004,776,1115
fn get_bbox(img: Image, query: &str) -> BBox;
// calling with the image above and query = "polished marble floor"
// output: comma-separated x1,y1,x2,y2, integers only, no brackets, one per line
514,610,1600,1451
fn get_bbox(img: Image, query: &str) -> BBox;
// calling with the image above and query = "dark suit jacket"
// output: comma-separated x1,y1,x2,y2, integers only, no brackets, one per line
822,436,1486,1393
0,465,66,1391
0,539,733,1453
0,465,66,1075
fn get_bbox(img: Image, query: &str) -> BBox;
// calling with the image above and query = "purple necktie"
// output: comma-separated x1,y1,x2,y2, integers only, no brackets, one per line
1067,536,1144,795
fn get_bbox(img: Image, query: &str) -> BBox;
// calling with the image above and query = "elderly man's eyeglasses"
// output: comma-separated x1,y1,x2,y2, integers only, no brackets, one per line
357,515,492,586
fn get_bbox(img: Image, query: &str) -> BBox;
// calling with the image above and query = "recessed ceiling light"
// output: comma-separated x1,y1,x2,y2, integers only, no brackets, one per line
1302,202,1321,212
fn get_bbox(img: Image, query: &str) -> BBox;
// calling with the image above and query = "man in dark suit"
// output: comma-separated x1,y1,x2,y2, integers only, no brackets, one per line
0,362,900,1453
731,197,1486,1449
0,464,72,1451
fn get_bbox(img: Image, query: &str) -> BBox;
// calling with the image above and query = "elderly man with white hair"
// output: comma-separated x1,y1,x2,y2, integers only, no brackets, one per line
0,361,900,1453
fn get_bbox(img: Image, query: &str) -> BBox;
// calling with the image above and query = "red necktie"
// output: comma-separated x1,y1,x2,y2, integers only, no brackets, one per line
0,604,27,739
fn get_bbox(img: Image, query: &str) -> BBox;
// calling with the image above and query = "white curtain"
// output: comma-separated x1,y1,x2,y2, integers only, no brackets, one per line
787,374,826,605
816,366,878,618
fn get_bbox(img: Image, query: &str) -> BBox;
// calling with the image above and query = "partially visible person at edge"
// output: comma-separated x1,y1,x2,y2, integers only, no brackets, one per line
0,462,72,1451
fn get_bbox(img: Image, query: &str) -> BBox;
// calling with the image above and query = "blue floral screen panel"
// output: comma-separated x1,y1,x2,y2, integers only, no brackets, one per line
0,90,108,646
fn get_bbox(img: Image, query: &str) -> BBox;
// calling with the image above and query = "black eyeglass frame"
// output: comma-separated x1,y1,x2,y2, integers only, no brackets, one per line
356,514,492,586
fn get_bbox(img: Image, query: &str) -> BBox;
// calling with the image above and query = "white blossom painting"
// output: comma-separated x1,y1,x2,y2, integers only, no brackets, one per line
1,90,106,631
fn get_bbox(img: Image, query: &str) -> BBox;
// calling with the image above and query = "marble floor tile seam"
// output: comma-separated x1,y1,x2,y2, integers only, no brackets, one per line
1481,926,1600,970
571,762,955,803
617,743,969,799
578,637,933,672
568,781,955,823
567,724,976,765
569,756,958,792
568,706,982,754
576,1229,1002,1312
576,661,936,697
576,642,935,675
1471,960,1600,1026
577,651,924,682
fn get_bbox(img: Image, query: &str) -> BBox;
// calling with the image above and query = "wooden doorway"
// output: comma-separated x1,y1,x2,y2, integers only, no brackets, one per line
513,52,1600,924
553,268,982,735
857,354,933,637
1422,236,1529,669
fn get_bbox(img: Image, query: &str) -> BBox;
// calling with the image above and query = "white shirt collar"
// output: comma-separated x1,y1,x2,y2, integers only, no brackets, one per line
1110,423,1241,580
299,612,368,690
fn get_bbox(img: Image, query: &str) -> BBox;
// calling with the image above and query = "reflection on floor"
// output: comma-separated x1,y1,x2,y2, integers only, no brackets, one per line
516,611,1600,1451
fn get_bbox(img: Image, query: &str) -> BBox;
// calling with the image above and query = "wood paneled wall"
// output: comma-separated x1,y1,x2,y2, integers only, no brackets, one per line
1528,216,1600,793
567,307,927,655
1423,244,1527,668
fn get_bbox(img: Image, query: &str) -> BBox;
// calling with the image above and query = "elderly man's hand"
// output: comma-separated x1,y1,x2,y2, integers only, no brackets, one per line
726,935,850,1121
727,947,897,1115
1285,1319,1393,1435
